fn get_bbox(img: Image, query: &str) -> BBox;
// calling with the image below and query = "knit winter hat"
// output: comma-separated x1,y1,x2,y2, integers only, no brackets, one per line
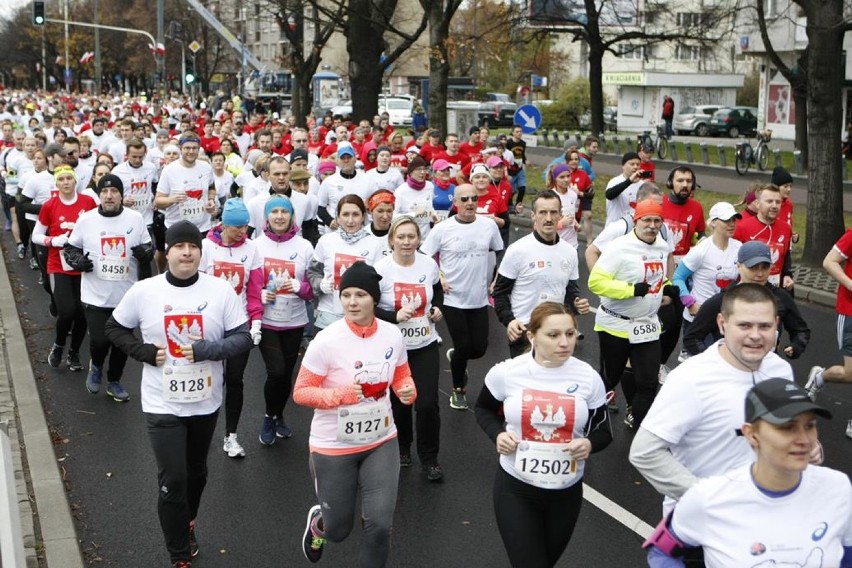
338,261,382,304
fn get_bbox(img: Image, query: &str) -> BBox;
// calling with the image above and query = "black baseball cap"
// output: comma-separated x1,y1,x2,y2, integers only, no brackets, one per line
744,378,831,425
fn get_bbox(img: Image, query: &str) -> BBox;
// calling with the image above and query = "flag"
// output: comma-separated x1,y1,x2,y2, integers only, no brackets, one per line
79,51,95,64
148,42,166,56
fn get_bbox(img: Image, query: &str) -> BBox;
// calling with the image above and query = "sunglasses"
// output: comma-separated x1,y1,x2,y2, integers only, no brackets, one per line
457,195,477,203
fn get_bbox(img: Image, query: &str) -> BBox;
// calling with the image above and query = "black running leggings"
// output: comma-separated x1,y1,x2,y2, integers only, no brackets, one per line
223,348,251,434
51,273,86,351
84,305,128,381
493,468,583,568
258,326,304,420
442,305,489,389
597,331,660,429
391,340,440,466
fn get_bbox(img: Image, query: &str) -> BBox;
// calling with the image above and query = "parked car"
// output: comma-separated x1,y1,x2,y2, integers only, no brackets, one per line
485,92,512,103
707,106,758,138
578,106,618,132
478,100,519,128
674,104,722,136
379,95,416,127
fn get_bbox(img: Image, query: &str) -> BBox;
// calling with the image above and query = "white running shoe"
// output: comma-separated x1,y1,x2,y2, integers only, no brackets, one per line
658,364,671,385
804,366,824,401
846,420,852,440
677,349,690,364
223,433,246,458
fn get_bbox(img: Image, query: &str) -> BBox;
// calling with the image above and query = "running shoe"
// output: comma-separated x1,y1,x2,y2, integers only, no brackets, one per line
106,382,130,402
66,351,83,372
605,390,619,414
399,452,412,468
677,349,690,364
449,388,468,410
623,407,634,429
445,348,454,364
804,366,824,401
188,520,199,558
29,257,38,270
259,415,276,446
47,344,62,368
275,418,292,439
658,364,670,385
85,363,102,394
223,433,246,458
302,505,326,563
846,420,852,440
425,464,444,482
436,332,443,346
16,243,25,260
171,562,191,568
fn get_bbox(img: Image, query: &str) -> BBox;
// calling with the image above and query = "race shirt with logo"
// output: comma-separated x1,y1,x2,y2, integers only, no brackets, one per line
3,149,33,197
833,228,852,316
662,195,706,261
37,193,98,275
375,253,441,350
364,167,404,195
430,151,470,179
254,232,314,329
200,235,262,312
247,190,311,237
300,317,408,453
156,160,215,231
393,181,435,240
20,169,57,222
733,215,792,286
313,232,383,317
110,272,247,416
317,171,373,228
484,353,606,489
497,233,580,325
554,188,580,249
676,237,742,322
604,174,642,226
112,160,158,225
68,207,151,307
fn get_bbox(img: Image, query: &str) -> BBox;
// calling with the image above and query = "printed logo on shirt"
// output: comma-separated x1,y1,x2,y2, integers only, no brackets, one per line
664,218,689,256
213,261,245,295
185,189,204,200
749,542,766,556
333,253,366,290
100,236,126,257
768,242,784,274
355,360,390,400
164,313,204,358
520,389,576,443
264,258,296,294
811,522,828,541
643,260,665,294
393,283,426,317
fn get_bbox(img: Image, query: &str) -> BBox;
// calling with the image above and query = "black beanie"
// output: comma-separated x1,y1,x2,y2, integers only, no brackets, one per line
97,173,124,196
338,261,382,304
771,167,793,187
165,220,203,250
622,151,640,165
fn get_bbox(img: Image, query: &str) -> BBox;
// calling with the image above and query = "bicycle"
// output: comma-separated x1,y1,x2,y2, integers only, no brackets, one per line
639,125,669,160
735,129,772,175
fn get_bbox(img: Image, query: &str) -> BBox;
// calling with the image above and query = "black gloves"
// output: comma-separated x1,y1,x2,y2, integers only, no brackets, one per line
633,282,650,297
663,284,680,299
785,344,803,359
62,245,93,272
131,243,155,264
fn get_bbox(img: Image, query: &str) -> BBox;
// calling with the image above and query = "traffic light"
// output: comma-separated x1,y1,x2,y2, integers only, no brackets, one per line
33,1,45,26
185,73,196,85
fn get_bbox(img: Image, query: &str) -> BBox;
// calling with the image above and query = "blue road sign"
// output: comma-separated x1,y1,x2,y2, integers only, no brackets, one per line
514,104,542,134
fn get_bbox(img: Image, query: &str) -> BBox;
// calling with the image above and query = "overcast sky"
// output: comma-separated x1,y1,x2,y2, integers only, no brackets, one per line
0,0,30,23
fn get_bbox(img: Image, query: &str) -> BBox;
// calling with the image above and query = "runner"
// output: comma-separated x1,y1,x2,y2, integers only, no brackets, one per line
375,216,445,480
733,183,794,290
393,155,435,239
366,190,395,258
105,221,252,568
154,134,218,235
294,261,416,565
604,151,643,225
475,301,611,568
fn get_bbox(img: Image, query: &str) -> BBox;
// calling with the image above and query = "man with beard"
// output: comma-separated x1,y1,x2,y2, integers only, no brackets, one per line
88,116,113,153
588,199,677,430
493,189,590,357
734,183,794,291
662,167,704,267
64,174,154,401
113,138,158,244
154,134,218,236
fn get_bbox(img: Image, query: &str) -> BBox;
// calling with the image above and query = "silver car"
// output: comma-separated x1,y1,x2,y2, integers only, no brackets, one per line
674,104,722,136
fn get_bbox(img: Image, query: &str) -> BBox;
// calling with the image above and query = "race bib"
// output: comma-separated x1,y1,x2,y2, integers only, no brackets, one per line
515,441,576,489
433,209,449,222
336,401,391,444
130,181,151,211
96,255,130,281
399,316,431,348
629,317,660,344
179,198,204,221
267,295,294,322
412,203,432,221
162,363,213,403
768,274,780,286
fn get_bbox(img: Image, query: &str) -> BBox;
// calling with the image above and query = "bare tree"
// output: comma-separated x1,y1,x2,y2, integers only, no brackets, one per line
419,0,464,134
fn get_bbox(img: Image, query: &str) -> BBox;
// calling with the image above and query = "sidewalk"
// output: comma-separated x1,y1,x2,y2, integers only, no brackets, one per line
0,249,85,567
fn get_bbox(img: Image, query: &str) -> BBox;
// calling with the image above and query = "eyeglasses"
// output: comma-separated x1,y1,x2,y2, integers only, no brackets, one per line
457,195,477,203
292,138,307,143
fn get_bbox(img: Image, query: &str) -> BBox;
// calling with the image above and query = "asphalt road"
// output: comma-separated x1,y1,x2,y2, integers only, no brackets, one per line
4,218,850,568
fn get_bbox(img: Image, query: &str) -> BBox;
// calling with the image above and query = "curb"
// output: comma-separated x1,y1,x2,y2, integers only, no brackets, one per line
0,254,85,568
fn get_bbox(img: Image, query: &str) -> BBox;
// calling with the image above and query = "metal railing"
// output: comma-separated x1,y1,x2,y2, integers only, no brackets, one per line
0,420,26,568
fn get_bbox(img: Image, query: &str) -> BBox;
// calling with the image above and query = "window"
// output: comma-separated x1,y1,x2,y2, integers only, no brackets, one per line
675,45,704,61
764,0,777,17
643,11,658,25
616,44,645,60
677,12,704,27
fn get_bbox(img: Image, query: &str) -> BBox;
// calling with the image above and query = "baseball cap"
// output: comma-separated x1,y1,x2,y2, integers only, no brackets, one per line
486,156,504,168
708,202,742,222
744,378,831,425
737,241,772,267
289,148,309,164
431,159,451,171
470,164,490,178
337,143,355,158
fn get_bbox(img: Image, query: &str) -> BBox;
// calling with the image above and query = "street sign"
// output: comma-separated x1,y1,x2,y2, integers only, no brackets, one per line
189,40,201,53
514,104,542,134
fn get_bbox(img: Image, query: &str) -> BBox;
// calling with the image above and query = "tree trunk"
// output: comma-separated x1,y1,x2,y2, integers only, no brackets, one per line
792,85,807,159
292,73,312,127
426,1,450,134
800,0,845,266
583,0,604,136
347,0,388,121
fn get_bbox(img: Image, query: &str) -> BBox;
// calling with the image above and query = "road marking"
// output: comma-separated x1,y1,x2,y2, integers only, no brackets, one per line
582,483,654,539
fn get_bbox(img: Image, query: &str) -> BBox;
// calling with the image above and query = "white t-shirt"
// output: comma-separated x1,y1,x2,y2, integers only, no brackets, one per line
604,174,642,225
200,235,262,312
420,216,503,309
106,140,127,163
554,188,579,248
313,232,383,317
365,167,404,195
112,160,158,225
318,171,373,222
300,317,407,451
375,253,441,350
498,233,579,325
484,353,606,489
641,341,793,515
156,160,215,231
110,272,247,416
592,231,670,336
679,236,742,322
672,463,852,568
213,171,235,202
20,170,56,222
367,226,392,258
4,149,33,196
393,181,435,240
254,232,314,329
593,214,676,256
68,208,151,307
247,190,310,236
